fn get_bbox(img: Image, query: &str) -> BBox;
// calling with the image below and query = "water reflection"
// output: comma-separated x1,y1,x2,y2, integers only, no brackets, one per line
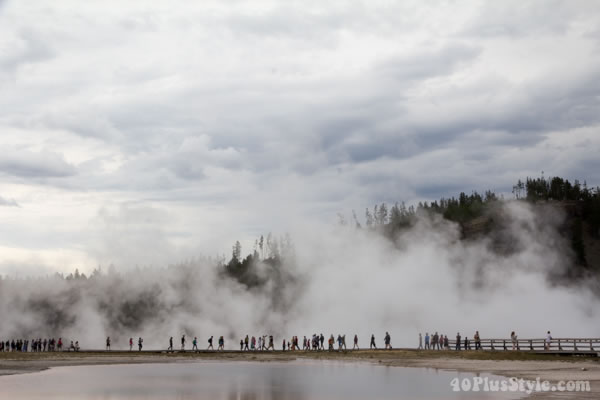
0,360,524,400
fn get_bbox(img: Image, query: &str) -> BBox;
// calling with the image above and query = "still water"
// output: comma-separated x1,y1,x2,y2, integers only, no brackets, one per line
0,360,524,399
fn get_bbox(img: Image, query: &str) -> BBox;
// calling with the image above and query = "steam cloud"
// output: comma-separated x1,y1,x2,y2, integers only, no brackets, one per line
1,201,598,349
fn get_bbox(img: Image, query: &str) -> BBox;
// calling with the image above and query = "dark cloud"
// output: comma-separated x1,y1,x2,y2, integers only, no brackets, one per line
461,0,598,38
0,150,76,178
0,196,19,207
0,28,54,76
375,44,482,82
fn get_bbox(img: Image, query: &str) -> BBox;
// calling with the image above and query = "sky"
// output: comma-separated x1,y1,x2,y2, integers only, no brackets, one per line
1,0,599,275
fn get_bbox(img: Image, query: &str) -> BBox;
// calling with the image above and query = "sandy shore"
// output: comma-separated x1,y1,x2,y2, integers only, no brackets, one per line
1,350,598,398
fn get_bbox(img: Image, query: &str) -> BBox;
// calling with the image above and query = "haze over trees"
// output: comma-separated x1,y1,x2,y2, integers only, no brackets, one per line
4,175,598,286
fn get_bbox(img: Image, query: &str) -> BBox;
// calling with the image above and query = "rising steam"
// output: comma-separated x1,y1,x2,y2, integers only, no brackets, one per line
1,201,598,349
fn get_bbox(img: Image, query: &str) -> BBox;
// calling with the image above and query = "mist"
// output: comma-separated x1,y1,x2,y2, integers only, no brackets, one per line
1,200,598,349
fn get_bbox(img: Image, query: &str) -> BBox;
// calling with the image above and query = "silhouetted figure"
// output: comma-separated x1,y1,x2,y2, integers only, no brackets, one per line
433,332,439,350
268,335,274,350
511,331,518,351
384,332,391,349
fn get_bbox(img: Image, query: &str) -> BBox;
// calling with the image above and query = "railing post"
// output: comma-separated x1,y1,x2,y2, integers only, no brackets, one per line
590,339,594,351
490,339,495,351
529,340,533,351
503,340,506,351
573,339,578,351
558,339,562,351
516,340,520,351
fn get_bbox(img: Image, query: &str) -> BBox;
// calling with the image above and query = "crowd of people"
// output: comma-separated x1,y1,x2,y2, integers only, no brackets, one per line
0,337,80,352
417,331,485,350
417,331,555,351
102,333,392,352
232,333,394,352
3,330,556,352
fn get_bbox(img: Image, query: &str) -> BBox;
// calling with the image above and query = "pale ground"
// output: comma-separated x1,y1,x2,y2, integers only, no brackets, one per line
1,350,599,399
390,357,600,399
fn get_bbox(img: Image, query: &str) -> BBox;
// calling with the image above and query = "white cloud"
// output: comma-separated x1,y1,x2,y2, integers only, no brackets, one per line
0,0,598,272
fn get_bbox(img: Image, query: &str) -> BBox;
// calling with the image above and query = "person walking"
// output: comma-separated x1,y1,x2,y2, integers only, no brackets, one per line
207,336,214,350
545,331,552,350
353,334,359,350
268,335,274,350
138,337,143,351
511,331,518,351
106,337,111,351
192,337,198,351
455,333,461,351
424,333,430,350
384,332,391,349
181,335,186,351
474,331,481,350
129,337,133,351
370,334,377,349
168,337,173,352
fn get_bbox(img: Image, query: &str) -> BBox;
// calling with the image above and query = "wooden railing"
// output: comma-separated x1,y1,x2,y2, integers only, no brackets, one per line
439,337,600,352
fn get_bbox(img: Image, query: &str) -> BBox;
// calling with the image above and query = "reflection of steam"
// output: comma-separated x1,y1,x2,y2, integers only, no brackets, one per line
0,201,598,347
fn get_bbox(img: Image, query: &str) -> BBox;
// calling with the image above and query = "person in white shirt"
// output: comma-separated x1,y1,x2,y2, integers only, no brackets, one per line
545,331,552,350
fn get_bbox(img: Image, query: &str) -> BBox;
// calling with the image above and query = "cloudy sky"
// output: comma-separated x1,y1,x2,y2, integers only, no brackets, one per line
1,0,599,275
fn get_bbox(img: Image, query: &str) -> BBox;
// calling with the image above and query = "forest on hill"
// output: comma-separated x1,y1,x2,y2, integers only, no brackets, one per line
223,175,600,288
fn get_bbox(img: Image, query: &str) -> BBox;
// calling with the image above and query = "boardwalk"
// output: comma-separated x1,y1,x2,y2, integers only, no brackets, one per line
446,337,600,356
44,338,599,357
5,337,599,357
